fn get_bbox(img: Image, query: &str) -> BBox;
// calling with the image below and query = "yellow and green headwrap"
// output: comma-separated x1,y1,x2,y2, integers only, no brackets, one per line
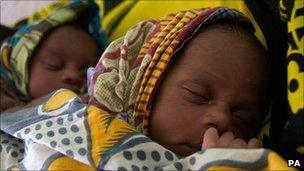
87,7,260,134
0,0,108,97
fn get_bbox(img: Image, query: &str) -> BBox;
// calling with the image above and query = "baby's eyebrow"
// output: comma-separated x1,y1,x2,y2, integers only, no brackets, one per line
232,100,258,110
38,51,63,64
186,68,225,84
46,47,65,57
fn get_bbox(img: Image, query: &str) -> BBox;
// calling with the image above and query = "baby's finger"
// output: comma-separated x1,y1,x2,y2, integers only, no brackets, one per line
218,131,234,148
231,138,247,148
247,138,262,148
202,127,219,149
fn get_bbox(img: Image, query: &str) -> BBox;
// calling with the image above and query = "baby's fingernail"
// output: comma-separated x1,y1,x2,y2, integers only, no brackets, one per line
207,127,216,131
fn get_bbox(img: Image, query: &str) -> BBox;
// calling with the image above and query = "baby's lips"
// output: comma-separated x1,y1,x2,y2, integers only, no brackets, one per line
188,127,214,150
188,141,202,151
63,85,82,94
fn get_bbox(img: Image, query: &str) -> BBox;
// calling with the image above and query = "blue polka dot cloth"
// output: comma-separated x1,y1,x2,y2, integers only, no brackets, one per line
0,89,291,170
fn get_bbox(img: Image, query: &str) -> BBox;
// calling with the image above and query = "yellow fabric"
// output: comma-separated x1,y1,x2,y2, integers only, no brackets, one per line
26,1,69,24
286,0,304,115
207,166,245,171
297,146,304,155
288,61,304,114
86,105,137,165
101,0,266,48
16,1,266,49
43,89,78,111
265,152,297,170
1,48,10,68
47,156,94,171
279,0,304,165
102,0,137,35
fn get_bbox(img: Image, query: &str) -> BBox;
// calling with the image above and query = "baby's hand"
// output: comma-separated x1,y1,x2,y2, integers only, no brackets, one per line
201,127,261,149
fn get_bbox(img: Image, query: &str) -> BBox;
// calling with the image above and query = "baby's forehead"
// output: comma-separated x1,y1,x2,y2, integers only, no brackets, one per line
45,24,88,40
41,24,94,47
196,22,265,52
32,23,99,63
170,23,269,89
178,23,267,63
179,25,258,58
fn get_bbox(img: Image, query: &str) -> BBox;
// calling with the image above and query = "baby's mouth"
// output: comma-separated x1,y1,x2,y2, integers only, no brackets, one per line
67,86,83,94
187,142,202,151
174,141,203,156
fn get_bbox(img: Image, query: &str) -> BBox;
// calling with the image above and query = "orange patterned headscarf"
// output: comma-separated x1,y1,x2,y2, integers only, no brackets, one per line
87,7,256,134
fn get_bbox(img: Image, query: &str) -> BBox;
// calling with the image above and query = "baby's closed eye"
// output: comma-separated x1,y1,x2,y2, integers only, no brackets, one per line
181,84,211,105
40,57,64,71
231,108,260,131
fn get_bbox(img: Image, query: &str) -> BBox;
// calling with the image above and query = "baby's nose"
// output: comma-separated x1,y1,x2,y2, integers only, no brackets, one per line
62,68,84,89
198,102,234,134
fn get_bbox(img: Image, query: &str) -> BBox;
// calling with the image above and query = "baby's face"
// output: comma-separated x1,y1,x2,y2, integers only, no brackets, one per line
149,26,269,156
28,24,99,98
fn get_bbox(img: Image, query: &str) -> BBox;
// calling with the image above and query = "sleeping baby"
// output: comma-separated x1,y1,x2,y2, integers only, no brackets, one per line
149,21,269,156
0,1,107,113
86,7,270,156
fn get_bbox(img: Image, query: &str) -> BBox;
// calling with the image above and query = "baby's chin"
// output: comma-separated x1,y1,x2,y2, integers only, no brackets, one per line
53,86,83,95
168,143,202,157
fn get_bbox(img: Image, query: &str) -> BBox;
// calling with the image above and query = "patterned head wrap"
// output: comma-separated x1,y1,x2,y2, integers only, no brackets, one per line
0,0,108,97
88,7,260,134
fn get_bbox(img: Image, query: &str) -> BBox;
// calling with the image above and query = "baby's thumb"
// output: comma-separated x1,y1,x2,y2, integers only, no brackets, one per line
202,127,219,149
248,138,262,148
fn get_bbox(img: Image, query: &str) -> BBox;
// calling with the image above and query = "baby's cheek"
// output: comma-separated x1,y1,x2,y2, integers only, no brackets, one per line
231,125,253,141
31,78,59,98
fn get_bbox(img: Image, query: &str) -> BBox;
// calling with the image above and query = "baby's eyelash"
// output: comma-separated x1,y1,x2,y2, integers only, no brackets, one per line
232,114,257,130
186,87,208,98
181,87,211,106
43,62,63,71
187,89,208,100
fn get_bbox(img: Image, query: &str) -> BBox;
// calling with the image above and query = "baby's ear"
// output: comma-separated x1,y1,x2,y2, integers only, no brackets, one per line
0,24,16,45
